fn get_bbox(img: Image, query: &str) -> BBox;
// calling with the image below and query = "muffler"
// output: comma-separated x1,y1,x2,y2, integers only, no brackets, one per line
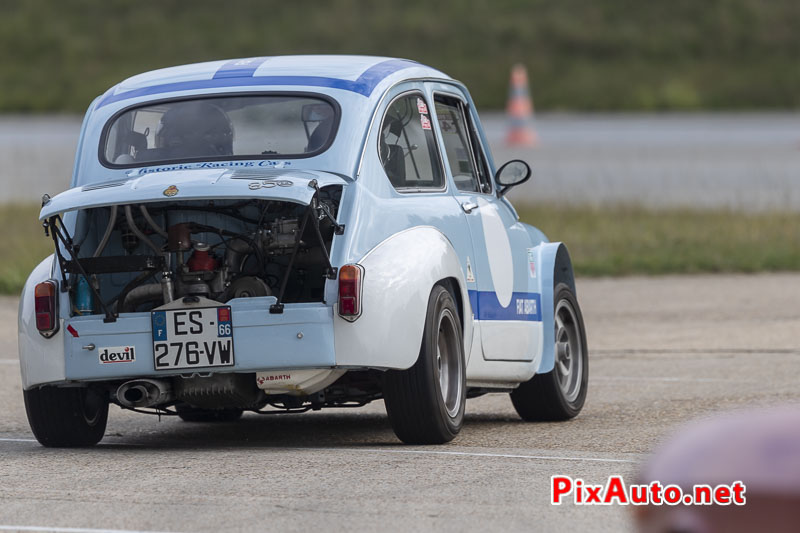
117,379,174,408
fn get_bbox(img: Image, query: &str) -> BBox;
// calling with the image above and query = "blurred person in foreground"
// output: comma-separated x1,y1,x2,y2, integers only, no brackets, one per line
636,406,800,533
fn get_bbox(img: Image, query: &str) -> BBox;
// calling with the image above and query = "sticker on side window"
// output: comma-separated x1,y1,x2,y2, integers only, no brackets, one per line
417,97,429,115
420,114,432,130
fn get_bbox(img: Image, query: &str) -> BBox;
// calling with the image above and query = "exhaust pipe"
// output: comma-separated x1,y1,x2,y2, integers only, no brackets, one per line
117,379,173,408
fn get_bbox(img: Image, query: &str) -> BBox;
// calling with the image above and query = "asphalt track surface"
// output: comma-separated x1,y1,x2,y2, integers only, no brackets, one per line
1,274,799,532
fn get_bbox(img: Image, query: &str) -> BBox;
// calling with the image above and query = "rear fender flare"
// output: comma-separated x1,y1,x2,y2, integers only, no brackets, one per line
333,226,471,369
18,254,66,389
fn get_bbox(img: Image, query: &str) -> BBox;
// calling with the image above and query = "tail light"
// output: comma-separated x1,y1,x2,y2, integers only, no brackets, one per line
34,280,59,337
338,264,364,322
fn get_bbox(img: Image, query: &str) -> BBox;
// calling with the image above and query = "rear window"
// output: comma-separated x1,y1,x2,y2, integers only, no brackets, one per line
101,94,339,167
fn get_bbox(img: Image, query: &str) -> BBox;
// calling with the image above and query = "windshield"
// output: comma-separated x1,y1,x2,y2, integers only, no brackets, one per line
102,95,339,167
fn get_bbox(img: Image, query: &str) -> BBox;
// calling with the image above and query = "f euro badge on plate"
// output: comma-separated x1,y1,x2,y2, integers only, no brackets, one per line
151,306,234,370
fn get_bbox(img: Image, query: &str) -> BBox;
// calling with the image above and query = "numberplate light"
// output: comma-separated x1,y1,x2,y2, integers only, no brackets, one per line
338,264,364,322
34,280,59,337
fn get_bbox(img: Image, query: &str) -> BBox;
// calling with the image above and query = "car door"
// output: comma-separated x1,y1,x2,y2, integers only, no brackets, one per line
368,86,484,364
431,89,542,362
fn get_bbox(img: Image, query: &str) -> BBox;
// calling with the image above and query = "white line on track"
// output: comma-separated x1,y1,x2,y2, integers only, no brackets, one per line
0,438,635,463
0,437,143,447
592,376,751,383
0,526,177,533
0,359,19,365
593,348,800,355
308,447,638,464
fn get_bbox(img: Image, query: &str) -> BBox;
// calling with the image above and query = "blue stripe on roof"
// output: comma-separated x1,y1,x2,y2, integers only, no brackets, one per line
97,59,419,108
212,57,271,79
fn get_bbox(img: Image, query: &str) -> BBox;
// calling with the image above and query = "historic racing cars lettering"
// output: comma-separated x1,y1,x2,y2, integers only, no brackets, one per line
126,160,293,177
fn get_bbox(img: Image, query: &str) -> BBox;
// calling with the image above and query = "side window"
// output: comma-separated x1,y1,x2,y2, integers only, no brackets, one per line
379,93,443,190
434,95,480,193
466,110,493,194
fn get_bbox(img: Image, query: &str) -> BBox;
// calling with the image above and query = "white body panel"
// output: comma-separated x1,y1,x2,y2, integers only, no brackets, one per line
465,356,538,389
478,199,514,308
18,256,66,389
480,320,543,363
333,226,472,370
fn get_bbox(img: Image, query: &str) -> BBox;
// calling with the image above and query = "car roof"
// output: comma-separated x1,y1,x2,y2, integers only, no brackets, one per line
97,55,452,109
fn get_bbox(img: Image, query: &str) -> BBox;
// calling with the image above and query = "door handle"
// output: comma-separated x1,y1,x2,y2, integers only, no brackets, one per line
461,201,478,214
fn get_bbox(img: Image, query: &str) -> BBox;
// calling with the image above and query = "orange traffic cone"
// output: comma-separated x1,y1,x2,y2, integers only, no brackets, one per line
505,64,538,147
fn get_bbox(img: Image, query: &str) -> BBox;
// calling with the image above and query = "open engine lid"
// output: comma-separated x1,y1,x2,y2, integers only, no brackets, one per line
40,167,349,220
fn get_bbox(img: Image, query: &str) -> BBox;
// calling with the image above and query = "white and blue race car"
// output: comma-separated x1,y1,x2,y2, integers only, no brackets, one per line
19,55,588,446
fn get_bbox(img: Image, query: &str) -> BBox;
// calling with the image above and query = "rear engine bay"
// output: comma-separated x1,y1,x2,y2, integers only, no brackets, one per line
50,186,342,316
41,184,384,413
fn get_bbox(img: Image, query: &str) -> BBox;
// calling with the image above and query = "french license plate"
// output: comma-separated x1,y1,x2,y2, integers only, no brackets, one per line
151,307,234,371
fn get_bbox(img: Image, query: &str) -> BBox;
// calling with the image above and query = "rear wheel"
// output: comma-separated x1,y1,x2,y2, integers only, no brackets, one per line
511,283,588,421
383,284,466,444
24,386,109,447
174,403,244,422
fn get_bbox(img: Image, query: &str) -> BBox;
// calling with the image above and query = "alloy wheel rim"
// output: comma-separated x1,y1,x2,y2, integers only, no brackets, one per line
554,299,583,402
436,308,463,417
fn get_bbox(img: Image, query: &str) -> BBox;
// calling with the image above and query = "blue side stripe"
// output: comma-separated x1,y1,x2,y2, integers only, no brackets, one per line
213,57,271,79
468,290,542,322
97,59,420,108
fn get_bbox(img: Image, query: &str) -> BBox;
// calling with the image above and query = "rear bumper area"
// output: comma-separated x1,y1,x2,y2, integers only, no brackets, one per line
63,297,335,381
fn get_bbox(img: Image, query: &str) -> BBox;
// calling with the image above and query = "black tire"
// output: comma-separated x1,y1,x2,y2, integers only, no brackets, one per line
511,283,588,421
174,403,244,422
23,386,109,447
383,284,466,444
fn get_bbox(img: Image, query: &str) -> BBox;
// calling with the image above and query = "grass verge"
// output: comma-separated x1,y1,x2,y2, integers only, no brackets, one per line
1,203,799,295
0,204,52,295
3,1,800,111
517,204,800,276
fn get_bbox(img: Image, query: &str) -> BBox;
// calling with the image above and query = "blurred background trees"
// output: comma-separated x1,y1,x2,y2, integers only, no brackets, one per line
2,0,799,112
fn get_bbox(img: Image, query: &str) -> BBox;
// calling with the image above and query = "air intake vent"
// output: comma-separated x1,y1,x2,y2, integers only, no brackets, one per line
175,373,261,409
82,180,128,191
225,169,283,180
225,169,315,180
